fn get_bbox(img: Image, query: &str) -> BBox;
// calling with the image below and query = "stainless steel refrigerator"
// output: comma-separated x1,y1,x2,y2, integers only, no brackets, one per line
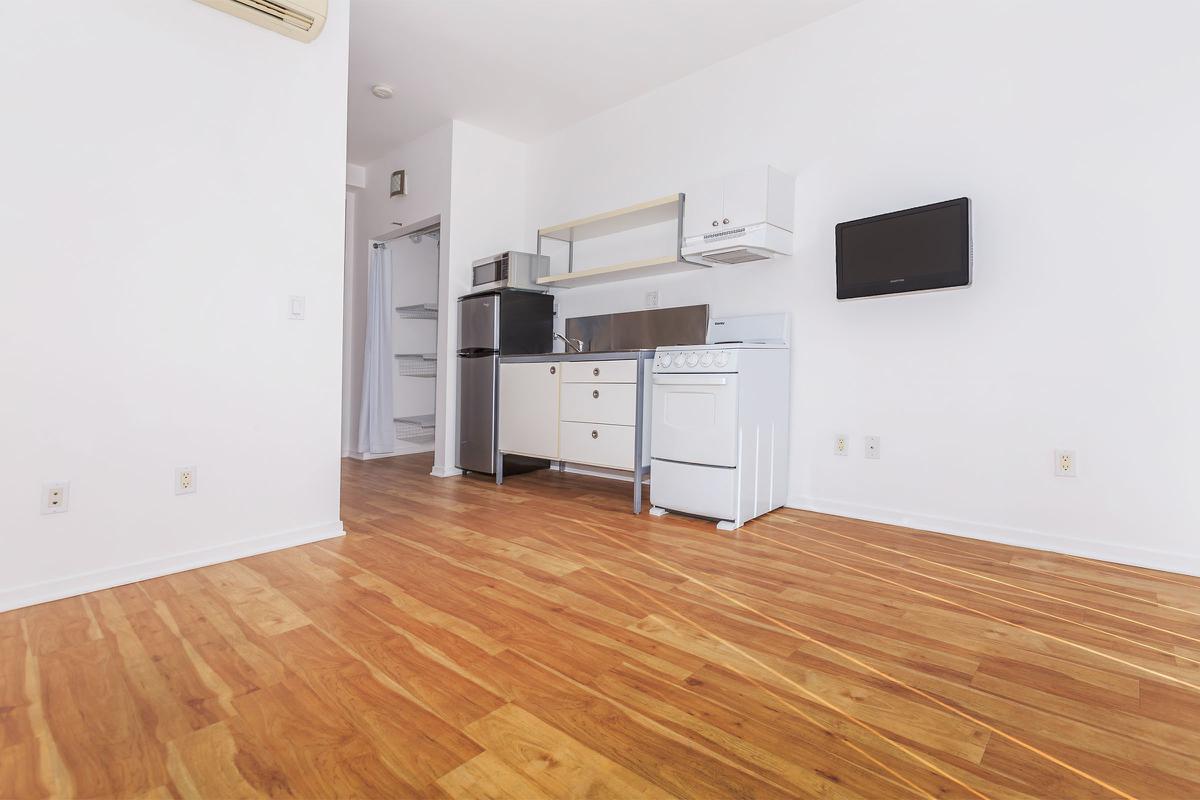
456,289,554,474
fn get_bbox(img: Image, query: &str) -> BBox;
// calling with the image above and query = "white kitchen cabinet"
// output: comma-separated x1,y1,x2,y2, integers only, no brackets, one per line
498,361,560,459
498,355,653,514
683,165,795,238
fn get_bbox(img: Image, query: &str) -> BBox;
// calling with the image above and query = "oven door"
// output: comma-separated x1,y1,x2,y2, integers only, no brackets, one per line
651,373,739,467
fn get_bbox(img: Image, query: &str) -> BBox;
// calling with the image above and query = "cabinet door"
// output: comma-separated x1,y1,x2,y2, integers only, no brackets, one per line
721,166,769,230
681,177,725,239
498,362,560,459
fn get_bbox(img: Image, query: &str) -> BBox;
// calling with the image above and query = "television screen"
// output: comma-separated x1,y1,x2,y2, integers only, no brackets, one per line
835,198,970,299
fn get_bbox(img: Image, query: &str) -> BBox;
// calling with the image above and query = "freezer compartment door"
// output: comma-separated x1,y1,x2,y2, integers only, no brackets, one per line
458,294,500,353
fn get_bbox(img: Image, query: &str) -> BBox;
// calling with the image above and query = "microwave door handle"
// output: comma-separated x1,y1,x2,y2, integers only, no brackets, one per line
652,375,730,386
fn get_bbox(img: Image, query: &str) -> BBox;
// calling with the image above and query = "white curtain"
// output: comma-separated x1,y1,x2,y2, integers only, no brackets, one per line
357,243,395,454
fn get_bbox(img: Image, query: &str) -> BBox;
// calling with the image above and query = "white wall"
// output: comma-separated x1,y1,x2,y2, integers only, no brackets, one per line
0,0,351,610
524,0,1200,573
341,190,359,454
343,124,451,458
435,122,533,475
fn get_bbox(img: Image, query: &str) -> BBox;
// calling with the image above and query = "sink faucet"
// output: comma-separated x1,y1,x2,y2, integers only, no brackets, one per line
553,332,585,353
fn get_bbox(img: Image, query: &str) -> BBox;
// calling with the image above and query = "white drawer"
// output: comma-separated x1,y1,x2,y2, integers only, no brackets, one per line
560,422,635,470
560,383,636,426
561,359,637,384
650,458,737,521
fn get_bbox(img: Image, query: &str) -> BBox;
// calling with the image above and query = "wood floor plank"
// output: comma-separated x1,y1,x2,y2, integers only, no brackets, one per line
165,720,264,800
464,703,674,800
1,452,1198,799
267,624,484,789
230,674,418,798
38,638,169,798
434,751,556,799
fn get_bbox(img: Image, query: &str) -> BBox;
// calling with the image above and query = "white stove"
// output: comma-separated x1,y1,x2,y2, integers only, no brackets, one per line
649,314,790,530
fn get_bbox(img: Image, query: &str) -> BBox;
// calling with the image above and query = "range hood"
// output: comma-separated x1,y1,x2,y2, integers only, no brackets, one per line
682,221,793,266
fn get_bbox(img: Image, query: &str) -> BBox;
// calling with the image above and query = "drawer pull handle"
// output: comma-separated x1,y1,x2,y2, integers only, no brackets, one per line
591,429,598,439
593,367,600,376
550,366,556,375
592,389,599,399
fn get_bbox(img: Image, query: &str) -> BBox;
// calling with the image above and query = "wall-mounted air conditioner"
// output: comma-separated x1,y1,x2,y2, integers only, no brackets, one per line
194,0,327,43
681,165,795,266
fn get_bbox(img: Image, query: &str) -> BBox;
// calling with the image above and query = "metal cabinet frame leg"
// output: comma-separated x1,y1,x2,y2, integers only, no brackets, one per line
632,360,645,515
633,464,644,515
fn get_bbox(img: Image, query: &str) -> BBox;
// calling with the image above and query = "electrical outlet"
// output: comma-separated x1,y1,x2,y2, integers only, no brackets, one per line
864,436,881,459
175,466,197,495
645,290,659,308
1054,449,1077,477
834,434,848,456
42,481,69,514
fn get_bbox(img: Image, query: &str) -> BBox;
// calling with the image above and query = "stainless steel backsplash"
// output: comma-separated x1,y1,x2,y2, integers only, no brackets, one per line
565,304,709,352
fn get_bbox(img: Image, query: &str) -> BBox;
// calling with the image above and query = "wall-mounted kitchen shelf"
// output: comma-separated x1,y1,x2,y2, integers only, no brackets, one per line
535,255,697,288
395,303,438,319
535,193,706,288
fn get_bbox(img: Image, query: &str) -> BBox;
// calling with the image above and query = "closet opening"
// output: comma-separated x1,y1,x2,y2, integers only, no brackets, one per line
355,217,441,460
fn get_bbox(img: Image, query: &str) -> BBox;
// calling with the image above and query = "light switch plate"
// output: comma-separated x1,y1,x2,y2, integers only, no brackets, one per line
288,295,306,320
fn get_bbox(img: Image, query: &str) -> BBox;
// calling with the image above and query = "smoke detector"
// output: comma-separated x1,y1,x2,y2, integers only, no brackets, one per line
371,84,394,100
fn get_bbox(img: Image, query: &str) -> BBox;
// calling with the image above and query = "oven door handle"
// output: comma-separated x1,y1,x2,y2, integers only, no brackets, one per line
652,374,730,386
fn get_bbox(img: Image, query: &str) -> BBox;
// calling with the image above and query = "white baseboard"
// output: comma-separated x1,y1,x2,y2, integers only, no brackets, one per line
0,521,345,613
787,496,1199,578
346,437,437,461
430,465,463,478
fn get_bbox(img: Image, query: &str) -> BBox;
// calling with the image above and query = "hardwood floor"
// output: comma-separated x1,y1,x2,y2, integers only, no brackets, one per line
3,454,1199,799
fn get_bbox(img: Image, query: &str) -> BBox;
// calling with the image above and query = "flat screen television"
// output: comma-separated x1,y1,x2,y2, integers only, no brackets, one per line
835,197,971,299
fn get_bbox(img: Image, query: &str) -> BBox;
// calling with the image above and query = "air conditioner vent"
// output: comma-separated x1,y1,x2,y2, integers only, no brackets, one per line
234,0,314,30
195,0,327,42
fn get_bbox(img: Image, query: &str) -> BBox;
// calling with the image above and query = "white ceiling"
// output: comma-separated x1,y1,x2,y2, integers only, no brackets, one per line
347,0,861,163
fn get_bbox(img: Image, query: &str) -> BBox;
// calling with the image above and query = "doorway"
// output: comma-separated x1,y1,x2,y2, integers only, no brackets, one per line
345,216,442,460
389,225,440,455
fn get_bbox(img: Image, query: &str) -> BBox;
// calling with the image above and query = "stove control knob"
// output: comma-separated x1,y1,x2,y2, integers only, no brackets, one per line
715,351,730,368
700,352,713,367
672,353,685,367
686,352,699,367
655,353,666,369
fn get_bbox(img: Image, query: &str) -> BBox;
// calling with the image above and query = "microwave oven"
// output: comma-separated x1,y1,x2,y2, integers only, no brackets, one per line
471,251,549,293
